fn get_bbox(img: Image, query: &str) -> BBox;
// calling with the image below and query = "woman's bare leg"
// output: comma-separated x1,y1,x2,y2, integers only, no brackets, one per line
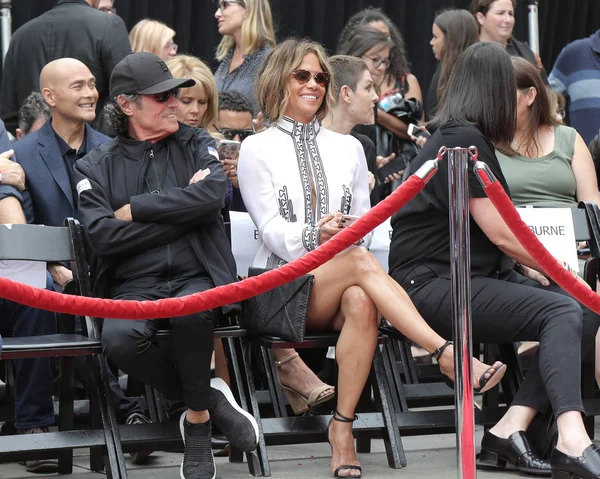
316,286,379,477
272,348,334,402
306,247,502,386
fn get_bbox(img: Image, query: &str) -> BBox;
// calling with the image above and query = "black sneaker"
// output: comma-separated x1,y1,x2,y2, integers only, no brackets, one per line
18,427,58,473
209,378,259,453
125,412,154,464
179,412,215,479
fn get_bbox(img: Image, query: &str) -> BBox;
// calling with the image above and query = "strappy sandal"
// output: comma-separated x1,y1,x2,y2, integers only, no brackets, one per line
431,340,507,394
276,353,336,415
327,410,362,478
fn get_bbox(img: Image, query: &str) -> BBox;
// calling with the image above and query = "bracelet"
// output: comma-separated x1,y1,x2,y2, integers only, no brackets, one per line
0,171,3,183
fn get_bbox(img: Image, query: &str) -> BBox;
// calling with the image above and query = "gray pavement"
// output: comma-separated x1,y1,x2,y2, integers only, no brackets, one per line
0,425,535,478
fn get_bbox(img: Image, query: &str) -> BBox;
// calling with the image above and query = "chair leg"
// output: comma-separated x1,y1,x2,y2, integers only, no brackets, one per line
57,356,74,474
90,354,128,478
242,338,271,476
355,380,371,455
261,348,287,418
382,342,407,412
144,384,159,423
373,347,405,468
222,338,249,466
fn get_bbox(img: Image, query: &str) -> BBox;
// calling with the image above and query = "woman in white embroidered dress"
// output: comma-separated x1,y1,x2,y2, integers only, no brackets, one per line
238,38,506,478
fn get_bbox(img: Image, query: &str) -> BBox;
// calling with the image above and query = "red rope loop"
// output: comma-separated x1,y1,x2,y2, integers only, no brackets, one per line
479,172,600,315
0,176,428,319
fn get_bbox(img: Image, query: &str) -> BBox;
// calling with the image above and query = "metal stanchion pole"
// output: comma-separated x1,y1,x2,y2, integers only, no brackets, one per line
0,0,12,65
527,0,540,55
448,147,476,479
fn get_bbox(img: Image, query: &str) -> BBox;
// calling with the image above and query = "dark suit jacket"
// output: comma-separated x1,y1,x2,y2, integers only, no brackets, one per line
0,0,131,134
14,121,109,226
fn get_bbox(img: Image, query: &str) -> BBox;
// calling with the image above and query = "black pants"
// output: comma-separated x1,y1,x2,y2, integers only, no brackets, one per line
102,276,215,411
393,266,600,416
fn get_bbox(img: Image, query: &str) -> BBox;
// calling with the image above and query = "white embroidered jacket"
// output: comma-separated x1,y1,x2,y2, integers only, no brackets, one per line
238,116,372,268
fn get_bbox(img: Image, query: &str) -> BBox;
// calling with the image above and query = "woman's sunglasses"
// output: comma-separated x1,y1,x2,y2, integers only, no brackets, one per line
153,88,180,103
215,126,255,141
291,69,330,87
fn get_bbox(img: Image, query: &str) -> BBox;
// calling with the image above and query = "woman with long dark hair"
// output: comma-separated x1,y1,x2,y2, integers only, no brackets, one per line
389,41,600,478
426,9,479,118
338,8,423,164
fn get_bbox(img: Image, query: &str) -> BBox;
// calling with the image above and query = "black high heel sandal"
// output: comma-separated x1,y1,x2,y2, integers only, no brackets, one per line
327,410,362,478
430,340,507,394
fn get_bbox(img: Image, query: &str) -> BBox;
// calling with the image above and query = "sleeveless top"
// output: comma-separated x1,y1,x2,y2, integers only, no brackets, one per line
496,124,578,207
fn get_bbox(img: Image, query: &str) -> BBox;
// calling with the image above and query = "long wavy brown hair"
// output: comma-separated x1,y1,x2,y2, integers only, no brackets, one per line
434,9,479,99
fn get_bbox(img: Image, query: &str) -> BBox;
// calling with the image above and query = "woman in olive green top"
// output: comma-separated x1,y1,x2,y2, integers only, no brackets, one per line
497,57,600,382
496,57,598,207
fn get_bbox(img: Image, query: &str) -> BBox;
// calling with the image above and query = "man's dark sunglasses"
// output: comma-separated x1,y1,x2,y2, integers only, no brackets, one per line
153,88,180,103
291,69,330,87
215,126,255,141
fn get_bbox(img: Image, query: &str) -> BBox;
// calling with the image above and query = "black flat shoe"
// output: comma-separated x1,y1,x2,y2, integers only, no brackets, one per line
478,430,551,476
550,444,600,479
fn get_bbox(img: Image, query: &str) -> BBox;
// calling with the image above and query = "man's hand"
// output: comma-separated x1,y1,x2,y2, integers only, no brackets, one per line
317,211,343,245
189,168,210,185
0,150,26,191
223,158,238,188
48,264,73,288
115,203,132,221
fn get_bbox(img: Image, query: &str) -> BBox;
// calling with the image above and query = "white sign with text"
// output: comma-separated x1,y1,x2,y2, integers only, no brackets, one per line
517,208,578,272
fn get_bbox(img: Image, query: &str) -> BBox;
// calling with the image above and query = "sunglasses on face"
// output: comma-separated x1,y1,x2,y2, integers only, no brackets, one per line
291,69,330,87
153,88,180,103
215,126,255,141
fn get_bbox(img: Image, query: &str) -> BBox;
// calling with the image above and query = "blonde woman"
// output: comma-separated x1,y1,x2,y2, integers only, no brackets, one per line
129,19,178,61
214,0,276,116
167,55,218,130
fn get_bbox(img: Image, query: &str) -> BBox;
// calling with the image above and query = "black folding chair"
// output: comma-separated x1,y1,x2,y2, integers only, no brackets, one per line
239,332,405,477
0,219,126,478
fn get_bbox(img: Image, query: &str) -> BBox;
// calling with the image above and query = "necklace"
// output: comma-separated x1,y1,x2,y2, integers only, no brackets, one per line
513,139,522,152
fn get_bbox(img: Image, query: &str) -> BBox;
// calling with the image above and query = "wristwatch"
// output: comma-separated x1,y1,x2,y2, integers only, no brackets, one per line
0,171,3,183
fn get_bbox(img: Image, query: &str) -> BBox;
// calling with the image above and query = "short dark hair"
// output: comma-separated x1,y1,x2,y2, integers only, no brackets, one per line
470,0,516,16
218,91,253,114
429,42,516,148
328,55,369,102
18,91,50,135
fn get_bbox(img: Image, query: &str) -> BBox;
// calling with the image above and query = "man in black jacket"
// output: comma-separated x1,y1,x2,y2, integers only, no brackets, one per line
0,0,131,134
74,53,259,479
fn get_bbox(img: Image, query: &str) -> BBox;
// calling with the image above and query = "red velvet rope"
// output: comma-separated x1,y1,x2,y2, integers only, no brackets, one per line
483,180,600,314
0,175,427,319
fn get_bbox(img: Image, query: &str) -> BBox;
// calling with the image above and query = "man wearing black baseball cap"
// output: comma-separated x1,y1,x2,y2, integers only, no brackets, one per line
73,52,259,478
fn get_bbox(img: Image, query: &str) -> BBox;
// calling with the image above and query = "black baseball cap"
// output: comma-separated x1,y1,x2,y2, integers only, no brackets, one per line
109,52,195,100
